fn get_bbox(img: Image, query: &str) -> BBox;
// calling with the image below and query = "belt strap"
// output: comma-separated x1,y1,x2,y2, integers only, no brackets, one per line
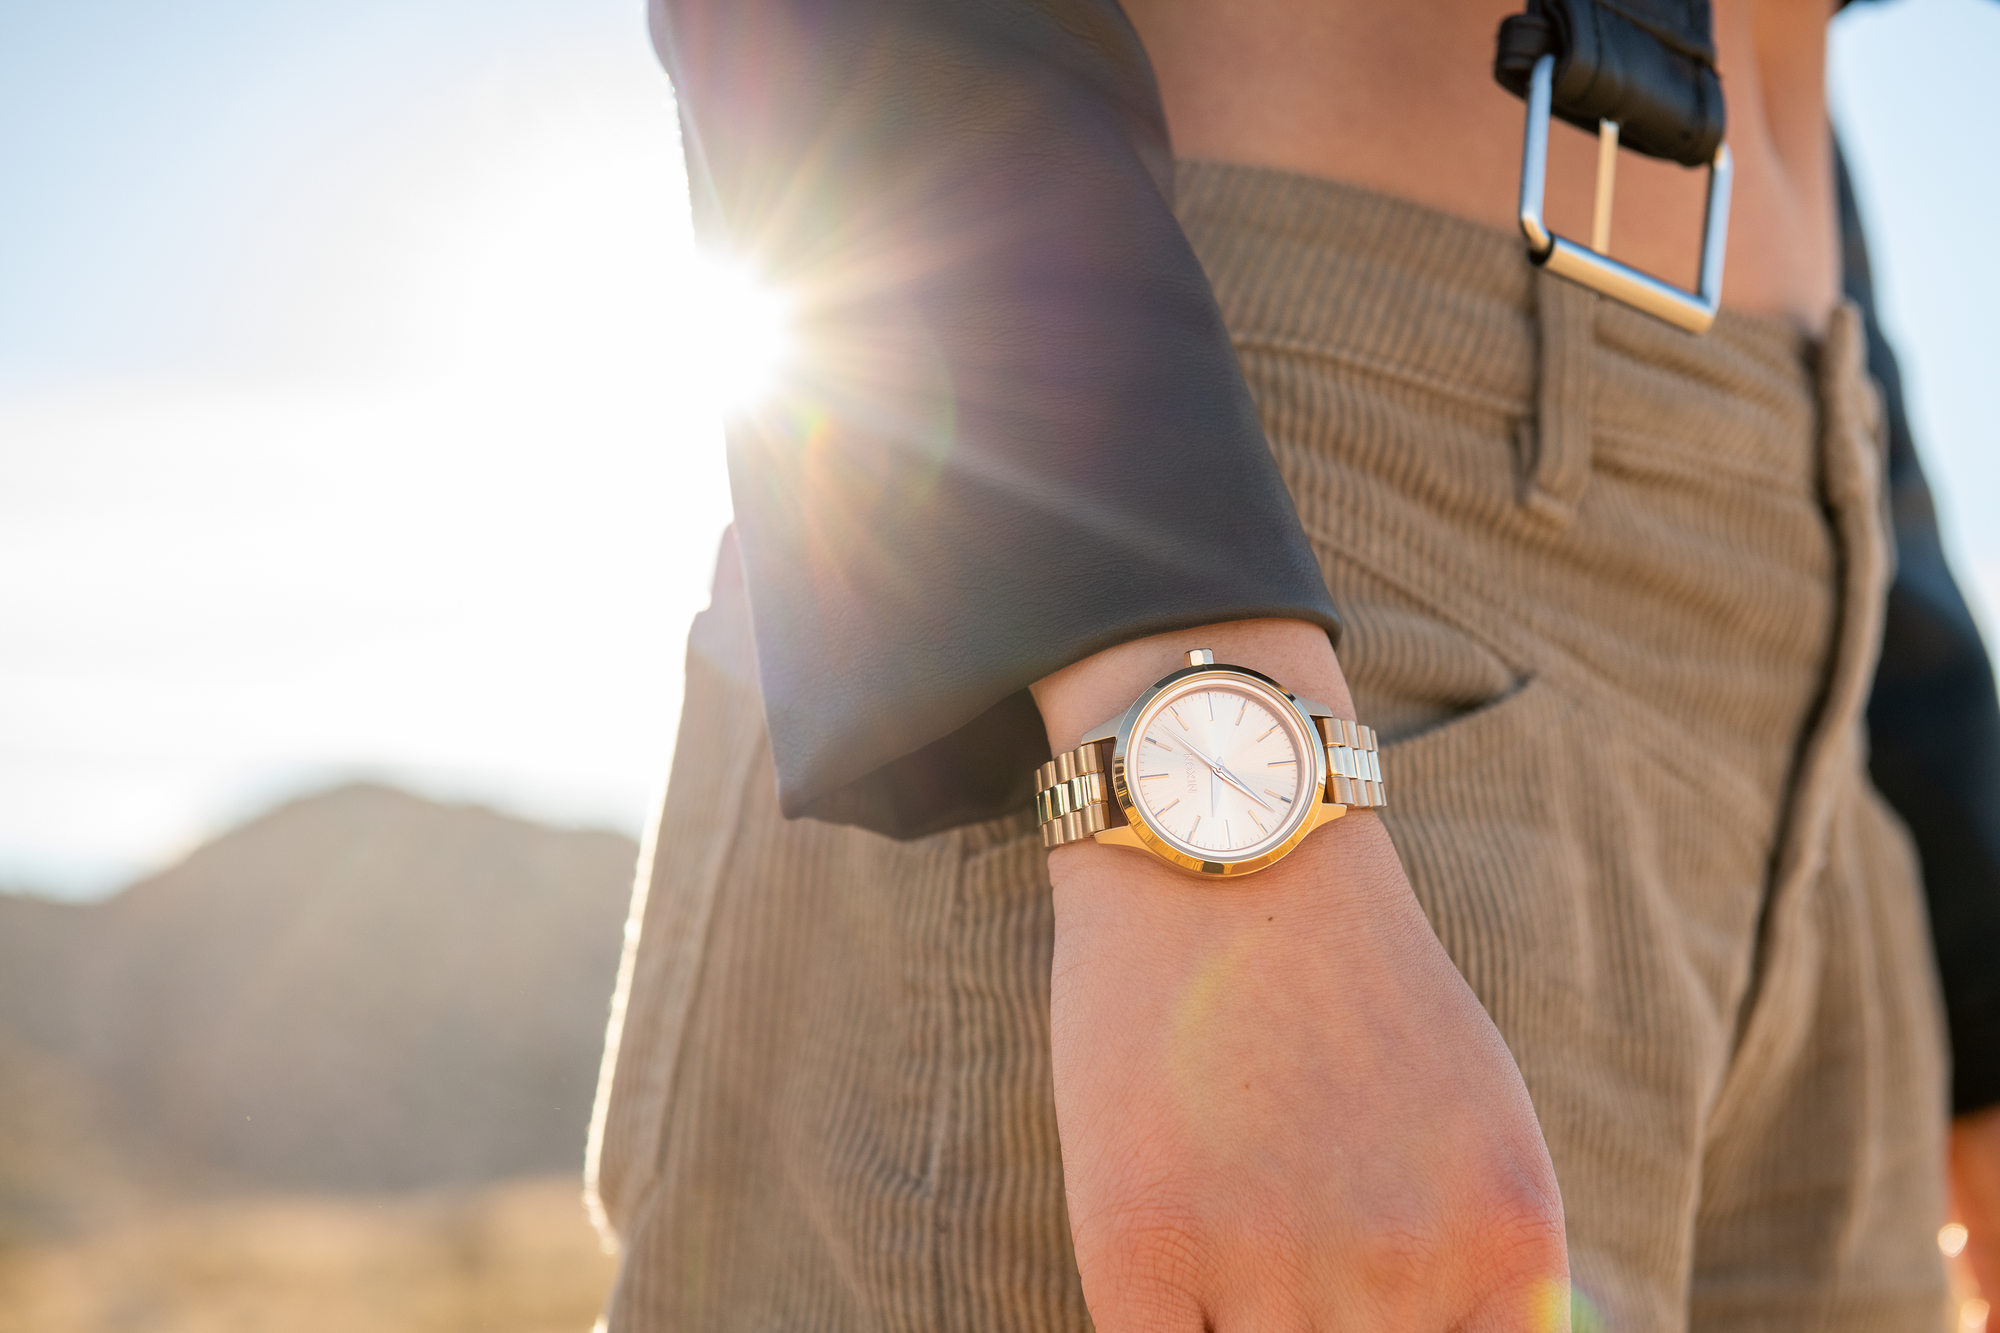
1494,0,1725,167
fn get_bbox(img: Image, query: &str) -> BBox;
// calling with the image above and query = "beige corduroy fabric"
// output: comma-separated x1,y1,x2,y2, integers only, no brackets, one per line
587,162,1950,1333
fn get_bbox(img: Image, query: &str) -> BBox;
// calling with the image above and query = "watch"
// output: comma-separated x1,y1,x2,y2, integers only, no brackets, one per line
1033,649,1385,876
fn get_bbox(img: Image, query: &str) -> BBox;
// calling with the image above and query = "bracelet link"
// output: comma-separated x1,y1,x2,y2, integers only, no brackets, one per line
1034,739,1115,848
1317,717,1387,810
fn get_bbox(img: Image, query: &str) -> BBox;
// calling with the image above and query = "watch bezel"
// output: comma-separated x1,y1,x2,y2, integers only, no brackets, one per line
1098,663,1331,877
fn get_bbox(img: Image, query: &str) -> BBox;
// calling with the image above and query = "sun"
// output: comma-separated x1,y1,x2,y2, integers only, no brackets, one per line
679,253,796,418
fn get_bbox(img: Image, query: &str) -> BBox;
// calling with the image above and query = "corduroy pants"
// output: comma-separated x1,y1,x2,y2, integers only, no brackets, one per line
588,162,1951,1332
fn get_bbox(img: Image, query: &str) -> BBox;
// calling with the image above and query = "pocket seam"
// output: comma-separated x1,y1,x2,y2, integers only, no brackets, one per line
1377,674,1574,799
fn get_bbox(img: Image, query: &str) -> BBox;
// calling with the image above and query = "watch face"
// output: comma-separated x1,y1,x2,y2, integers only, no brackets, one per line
1123,674,1318,864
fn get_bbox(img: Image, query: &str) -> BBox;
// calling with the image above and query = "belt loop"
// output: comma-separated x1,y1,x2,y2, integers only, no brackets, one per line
1518,270,1598,525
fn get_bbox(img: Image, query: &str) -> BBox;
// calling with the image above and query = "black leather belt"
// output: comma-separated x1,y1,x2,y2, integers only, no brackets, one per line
1493,0,1730,332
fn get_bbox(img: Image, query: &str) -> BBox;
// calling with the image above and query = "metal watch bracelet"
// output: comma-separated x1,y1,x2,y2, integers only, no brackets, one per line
1035,716,1386,851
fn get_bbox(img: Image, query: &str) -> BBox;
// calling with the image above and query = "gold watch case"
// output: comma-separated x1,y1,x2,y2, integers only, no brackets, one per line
1079,660,1347,877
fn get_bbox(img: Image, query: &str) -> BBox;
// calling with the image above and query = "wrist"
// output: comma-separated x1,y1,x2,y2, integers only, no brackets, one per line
1031,618,1349,754
1047,804,1409,945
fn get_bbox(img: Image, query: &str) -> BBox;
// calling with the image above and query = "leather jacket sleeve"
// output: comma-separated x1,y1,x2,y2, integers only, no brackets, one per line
1842,146,2000,1117
648,0,1340,839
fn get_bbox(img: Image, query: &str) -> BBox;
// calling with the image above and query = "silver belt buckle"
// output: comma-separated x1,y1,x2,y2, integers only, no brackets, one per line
1517,53,1732,334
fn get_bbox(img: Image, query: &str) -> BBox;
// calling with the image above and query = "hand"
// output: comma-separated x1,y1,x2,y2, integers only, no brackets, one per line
1035,621,1568,1331
1952,1103,2000,1302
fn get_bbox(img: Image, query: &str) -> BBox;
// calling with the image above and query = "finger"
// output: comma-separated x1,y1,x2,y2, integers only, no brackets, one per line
1966,1231,1999,1309
1950,1107,2000,1300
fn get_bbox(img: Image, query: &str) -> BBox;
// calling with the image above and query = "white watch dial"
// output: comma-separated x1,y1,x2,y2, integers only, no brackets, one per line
1127,679,1315,861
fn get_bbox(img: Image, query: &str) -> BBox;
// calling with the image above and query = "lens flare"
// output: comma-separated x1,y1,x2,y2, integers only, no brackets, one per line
680,254,795,417
1526,1277,1568,1333
1566,1281,1610,1333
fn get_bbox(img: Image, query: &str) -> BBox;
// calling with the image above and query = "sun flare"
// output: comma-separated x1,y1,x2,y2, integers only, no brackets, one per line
681,254,795,417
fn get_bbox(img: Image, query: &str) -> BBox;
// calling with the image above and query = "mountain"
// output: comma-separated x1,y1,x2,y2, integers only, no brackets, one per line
0,1026,129,1246
0,784,638,1208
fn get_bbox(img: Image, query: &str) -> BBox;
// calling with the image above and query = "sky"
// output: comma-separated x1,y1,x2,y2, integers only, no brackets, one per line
1,0,736,895
2,0,1997,898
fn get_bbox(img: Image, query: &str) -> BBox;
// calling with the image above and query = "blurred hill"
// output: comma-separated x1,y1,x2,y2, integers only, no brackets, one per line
0,783,638,1221
0,1028,130,1248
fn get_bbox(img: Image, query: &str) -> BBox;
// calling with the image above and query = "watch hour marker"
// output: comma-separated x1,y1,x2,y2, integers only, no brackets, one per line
1267,758,1295,766
1139,772,1168,781
1156,798,1180,814
1264,788,1292,804
1224,820,1231,846
1247,810,1267,836
1207,693,1216,721
1169,705,1189,730
1188,815,1201,842
1147,735,1171,751
1235,699,1248,725
1255,724,1280,742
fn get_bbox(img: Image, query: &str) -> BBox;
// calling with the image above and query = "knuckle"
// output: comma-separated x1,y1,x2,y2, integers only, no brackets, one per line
1342,1177,1566,1316
1481,1178,1568,1270
1072,1212,1212,1331
1074,1200,1210,1291
1461,1177,1570,1321
1352,1214,1446,1292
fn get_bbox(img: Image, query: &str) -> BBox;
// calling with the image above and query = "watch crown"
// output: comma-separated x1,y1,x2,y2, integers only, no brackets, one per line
1187,649,1215,667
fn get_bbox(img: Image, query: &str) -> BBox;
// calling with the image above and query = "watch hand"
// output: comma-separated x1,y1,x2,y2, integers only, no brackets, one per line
1182,739,1276,813
1180,737,1220,771
1181,737,1221,764
1215,762,1274,812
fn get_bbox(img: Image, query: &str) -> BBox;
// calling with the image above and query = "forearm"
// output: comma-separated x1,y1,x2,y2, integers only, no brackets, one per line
1033,621,1568,1330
